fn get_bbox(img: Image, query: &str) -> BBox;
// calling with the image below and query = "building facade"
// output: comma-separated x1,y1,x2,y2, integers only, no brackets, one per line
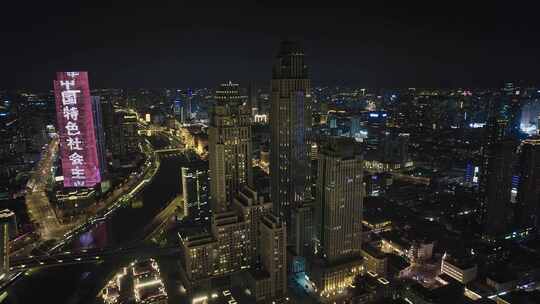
259,214,287,299
209,81,253,213
516,138,540,231
314,137,364,262
211,211,251,276
270,40,313,238
232,186,272,264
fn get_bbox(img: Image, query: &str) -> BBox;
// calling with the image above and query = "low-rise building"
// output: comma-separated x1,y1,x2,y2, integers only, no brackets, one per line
441,253,478,284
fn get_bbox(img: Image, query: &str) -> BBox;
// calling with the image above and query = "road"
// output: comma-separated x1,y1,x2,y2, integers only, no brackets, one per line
25,137,77,240
10,244,180,271
143,195,183,241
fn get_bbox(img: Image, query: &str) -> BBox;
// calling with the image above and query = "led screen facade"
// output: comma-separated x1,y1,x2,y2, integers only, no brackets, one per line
54,72,101,187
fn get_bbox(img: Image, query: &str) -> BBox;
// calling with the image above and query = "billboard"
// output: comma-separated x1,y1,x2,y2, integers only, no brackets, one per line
54,72,101,188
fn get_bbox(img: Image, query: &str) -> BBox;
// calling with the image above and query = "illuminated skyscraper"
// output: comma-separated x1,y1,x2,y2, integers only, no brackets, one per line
53,72,101,188
270,40,312,234
314,137,364,262
209,81,253,213
181,167,198,218
181,165,210,223
309,137,364,297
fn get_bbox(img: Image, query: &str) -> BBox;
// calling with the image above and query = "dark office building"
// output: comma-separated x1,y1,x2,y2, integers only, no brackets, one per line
91,96,107,178
516,138,540,231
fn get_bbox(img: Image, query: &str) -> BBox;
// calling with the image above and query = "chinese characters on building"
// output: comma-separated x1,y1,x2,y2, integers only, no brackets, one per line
54,72,101,188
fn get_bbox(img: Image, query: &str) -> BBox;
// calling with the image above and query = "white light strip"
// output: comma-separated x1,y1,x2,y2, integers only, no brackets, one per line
135,279,162,289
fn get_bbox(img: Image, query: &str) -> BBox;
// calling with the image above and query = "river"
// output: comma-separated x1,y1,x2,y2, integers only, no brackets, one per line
3,138,187,303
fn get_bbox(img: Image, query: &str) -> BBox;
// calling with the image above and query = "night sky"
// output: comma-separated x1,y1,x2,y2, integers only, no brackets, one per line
2,1,540,90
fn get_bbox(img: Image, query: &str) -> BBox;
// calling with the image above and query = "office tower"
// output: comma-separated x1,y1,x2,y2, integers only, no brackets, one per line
479,100,516,239
480,139,516,238
195,168,210,223
350,116,361,137
100,98,115,156
381,132,410,167
516,138,540,231
270,40,312,231
259,214,287,299
315,137,364,262
110,109,139,164
178,231,216,285
211,211,251,275
248,82,258,115
91,96,107,178
232,186,272,264
182,165,211,223
0,210,15,276
209,81,253,213
501,83,522,138
310,137,364,297
53,71,101,187
186,88,193,120
291,202,314,257
181,167,198,218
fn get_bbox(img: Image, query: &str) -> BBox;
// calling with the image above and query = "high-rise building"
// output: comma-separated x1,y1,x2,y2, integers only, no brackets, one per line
53,72,101,188
100,97,115,158
480,138,516,239
181,167,198,218
259,214,287,299
214,81,246,105
178,231,216,285
479,102,516,239
270,40,312,235
211,211,251,275
91,96,107,178
308,137,365,298
380,132,410,167
314,137,364,262
110,109,139,164
350,116,361,137
248,82,259,115
516,138,540,231
0,210,15,276
209,81,253,213
291,201,314,257
232,186,272,264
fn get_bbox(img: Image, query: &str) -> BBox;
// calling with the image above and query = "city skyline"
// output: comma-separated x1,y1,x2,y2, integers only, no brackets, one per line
3,3,540,304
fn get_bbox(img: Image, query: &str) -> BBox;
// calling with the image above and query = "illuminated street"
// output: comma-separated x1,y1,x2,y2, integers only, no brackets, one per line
25,137,74,240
